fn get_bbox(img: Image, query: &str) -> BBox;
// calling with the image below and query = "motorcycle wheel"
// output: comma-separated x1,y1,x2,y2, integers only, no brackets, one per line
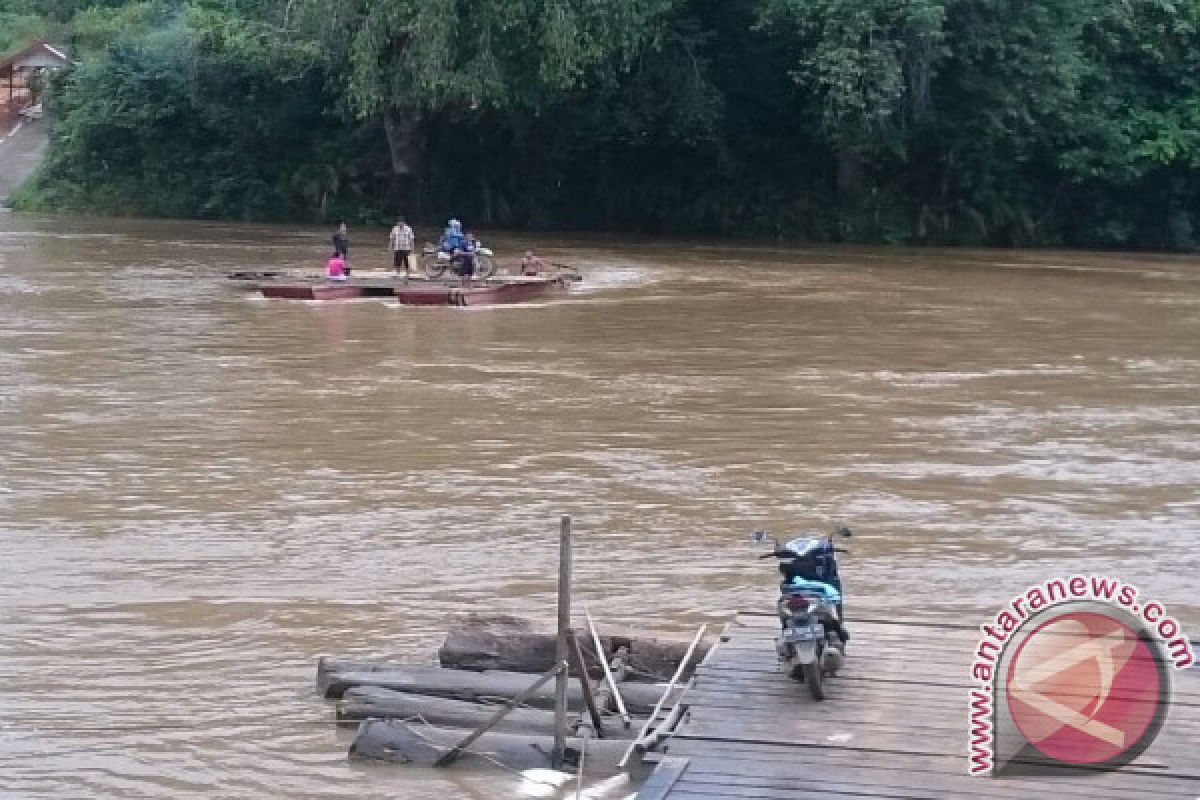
423,253,448,278
476,254,497,279
803,660,825,700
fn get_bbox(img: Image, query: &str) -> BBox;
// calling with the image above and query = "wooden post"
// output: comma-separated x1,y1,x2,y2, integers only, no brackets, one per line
567,629,605,738
552,514,572,768
585,606,631,728
575,734,587,800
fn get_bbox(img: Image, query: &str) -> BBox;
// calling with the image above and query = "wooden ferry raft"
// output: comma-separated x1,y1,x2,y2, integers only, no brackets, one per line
636,612,1200,800
255,273,576,305
396,274,571,306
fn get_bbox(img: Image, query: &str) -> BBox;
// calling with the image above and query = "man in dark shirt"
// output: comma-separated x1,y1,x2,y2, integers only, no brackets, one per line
332,222,350,275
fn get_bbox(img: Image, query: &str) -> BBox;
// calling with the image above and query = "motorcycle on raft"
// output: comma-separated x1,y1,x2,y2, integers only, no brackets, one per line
419,242,499,280
752,525,853,700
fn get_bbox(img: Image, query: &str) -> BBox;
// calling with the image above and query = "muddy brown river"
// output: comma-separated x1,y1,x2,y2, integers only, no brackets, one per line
1,214,1197,798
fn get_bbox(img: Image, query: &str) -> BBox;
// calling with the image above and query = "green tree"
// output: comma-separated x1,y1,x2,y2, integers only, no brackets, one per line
11,0,1200,248
0,10,47,56
1056,0,1200,246
290,0,677,207
18,5,356,220
759,0,945,213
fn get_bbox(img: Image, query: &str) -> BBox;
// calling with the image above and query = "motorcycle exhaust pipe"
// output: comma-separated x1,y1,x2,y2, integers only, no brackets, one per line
822,646,844,674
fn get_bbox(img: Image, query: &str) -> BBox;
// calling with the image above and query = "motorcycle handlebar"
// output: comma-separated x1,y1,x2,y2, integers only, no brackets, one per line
761,548,851,557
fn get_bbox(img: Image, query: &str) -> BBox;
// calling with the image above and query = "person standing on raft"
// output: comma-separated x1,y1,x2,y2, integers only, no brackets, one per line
459,231,479,288
389,216,414,278
439,219,476,288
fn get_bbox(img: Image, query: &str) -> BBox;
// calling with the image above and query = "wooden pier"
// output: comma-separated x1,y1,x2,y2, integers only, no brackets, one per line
637,612,1199,799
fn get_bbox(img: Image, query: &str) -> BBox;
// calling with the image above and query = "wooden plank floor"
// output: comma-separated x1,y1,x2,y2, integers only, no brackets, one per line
637,613,1199,799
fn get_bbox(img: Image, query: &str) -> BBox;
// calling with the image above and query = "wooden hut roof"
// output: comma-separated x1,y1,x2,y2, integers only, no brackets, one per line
0,41,72,73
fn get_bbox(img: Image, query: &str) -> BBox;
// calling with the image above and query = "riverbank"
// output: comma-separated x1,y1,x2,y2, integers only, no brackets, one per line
0,117,46,207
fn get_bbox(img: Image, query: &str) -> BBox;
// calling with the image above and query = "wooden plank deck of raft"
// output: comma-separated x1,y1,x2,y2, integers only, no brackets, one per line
637,613,1200,799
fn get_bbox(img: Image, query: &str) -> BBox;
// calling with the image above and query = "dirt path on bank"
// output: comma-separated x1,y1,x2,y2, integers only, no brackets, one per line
0,117,47,206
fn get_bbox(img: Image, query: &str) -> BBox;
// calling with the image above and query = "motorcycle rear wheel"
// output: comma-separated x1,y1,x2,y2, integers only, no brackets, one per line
423,253,448,278
803,660,824,700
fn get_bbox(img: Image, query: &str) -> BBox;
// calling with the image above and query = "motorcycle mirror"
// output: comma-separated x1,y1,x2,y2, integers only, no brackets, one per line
751,530,778,548
835,525,853,538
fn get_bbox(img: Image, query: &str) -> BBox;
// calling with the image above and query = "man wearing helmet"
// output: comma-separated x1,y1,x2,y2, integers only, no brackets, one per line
438,218,476,287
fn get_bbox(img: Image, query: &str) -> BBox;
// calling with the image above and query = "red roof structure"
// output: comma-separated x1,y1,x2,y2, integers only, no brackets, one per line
0,40,71,73
1,40,71,119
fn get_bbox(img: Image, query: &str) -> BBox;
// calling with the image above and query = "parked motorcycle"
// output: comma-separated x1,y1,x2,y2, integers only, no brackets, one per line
420,242,498,280
752,525,852,700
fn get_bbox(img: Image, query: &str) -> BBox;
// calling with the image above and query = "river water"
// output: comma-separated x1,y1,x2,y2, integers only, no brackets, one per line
0,214,1197,798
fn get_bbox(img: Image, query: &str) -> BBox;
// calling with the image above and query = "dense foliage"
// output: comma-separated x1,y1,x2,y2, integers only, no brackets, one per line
7,0,1200,247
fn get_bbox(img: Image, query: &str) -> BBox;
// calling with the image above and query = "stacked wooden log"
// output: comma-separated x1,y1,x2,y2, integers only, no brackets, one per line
316,614,708,772
437,613,710,680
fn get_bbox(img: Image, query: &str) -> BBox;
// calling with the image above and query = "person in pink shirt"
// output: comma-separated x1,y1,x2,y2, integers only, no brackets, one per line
327,251,347,281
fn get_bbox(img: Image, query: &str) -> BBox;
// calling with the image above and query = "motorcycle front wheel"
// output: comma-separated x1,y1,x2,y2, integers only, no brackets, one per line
476,254,497,279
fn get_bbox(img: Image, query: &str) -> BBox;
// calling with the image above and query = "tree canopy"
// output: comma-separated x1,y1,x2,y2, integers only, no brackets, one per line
8,0,1200,248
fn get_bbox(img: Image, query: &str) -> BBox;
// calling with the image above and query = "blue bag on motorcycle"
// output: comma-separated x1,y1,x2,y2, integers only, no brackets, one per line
784,577,841,603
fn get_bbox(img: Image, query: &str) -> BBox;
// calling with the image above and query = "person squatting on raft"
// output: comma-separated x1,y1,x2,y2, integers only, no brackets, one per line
389,216,414,278
438,218,476,288
327,251,347,282
520,250,545,276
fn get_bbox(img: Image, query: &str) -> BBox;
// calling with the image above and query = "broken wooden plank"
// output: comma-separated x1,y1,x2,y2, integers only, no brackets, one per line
587,606,632,727
569,629,606,739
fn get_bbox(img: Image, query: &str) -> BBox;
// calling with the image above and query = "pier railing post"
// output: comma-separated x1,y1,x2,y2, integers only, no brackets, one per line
553,514,572,768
